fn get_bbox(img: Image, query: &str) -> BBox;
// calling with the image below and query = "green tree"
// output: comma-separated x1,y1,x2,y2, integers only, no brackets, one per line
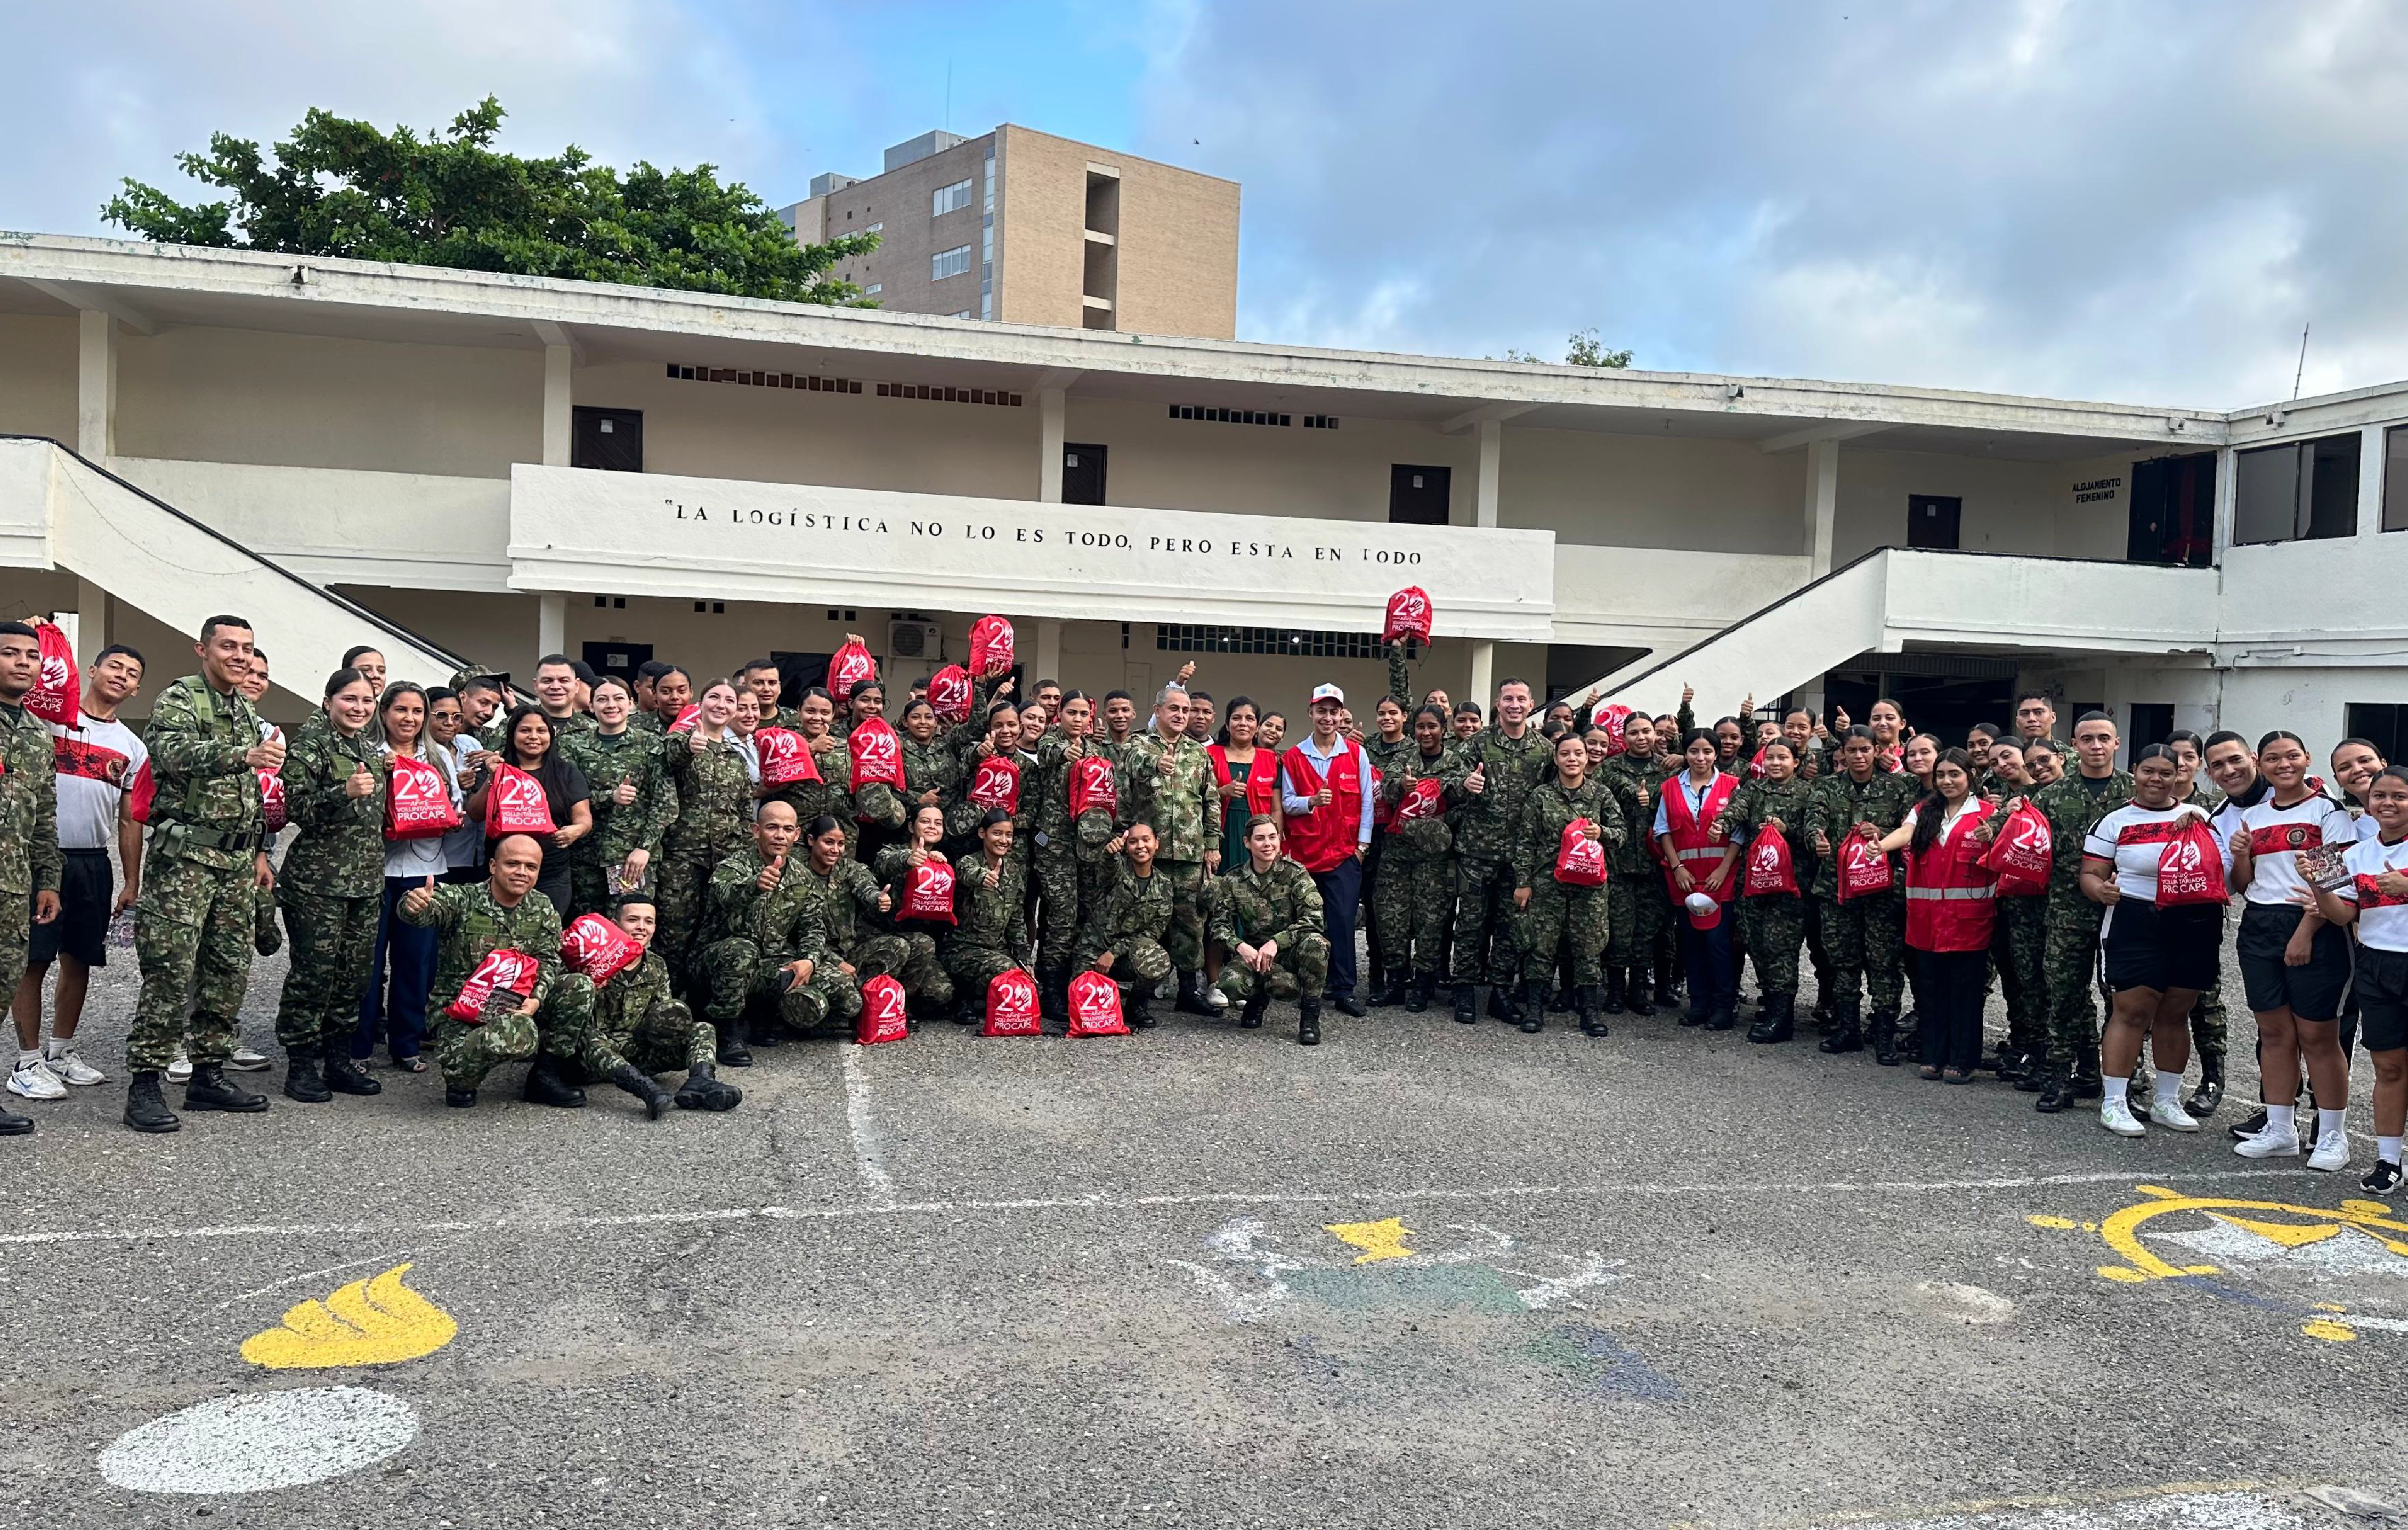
1498,328,1634,368
102,97,877,306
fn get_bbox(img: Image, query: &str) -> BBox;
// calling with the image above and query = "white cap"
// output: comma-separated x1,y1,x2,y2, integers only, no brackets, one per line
1310,683,1344,705
1684,892,1718,917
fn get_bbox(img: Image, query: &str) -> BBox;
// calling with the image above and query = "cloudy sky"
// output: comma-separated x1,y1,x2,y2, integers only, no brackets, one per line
7,0,2403,408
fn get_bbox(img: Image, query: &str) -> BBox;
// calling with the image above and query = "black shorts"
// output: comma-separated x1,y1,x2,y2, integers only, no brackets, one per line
2101,900,2221,995
2358,947,2408,1054
28,848,111,968
2236,900,2352,1020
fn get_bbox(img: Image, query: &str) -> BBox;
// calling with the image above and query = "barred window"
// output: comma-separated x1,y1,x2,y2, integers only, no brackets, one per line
1156,625,1387,659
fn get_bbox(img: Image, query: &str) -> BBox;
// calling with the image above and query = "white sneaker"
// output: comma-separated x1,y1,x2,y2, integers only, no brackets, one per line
227,1046,271,1072
2236,1126,2301,1159
166,1047,192,1084
1204,986,1229,1011
2099,1098,2147,1137
6,1060,66,1101
2309,1129,2353,1173
2148,1097,2201,1133
42,1045,106,1086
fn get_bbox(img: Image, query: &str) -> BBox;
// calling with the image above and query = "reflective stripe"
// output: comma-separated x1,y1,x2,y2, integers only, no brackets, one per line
1675,847,1726,864
1906,885,1994,901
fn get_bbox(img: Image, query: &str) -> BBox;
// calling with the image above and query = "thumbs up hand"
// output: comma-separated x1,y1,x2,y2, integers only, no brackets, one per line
757,854,785,892
613,775,637,807
402,876,436,916
344,761,378,799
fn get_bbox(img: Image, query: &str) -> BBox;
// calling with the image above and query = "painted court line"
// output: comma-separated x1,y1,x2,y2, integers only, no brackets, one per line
838,1043,896,1207
0,1164,2319,1250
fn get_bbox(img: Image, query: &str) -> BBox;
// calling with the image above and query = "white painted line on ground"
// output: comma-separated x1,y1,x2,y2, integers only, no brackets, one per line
839,1044,896,1207
0,1164,2321,1251
216,1250,408,1308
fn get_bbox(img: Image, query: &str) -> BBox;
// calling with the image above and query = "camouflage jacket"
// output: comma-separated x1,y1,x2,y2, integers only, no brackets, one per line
703,847,826,967
664,734,754,856
398,881,563,1010
1443,725,1551,863
901,735,961,816
1076,859,1174,959
591,948,676,1047
773,735,856,837
280,711,389,899
561,727,679,867
1118,731,1220,865
1210,856,1325,951
950,851,1029,951
789,856,888,956
0,702,61,898
1029,733,1118,863
1597,755,1665,875
143,674,269,871
1387,640,1415,709
1380,741,1458,862
1805,768,1921,897
2032,771,2135,890
544,709,598,741
1513,777,1626,890
1721,775,1820,889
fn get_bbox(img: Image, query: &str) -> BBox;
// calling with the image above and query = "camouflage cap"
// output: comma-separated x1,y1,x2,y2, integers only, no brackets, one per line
449,663,512,692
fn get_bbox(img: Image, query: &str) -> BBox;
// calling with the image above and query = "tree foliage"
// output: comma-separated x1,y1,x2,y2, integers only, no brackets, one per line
102,97,877,305
1498,328,1634,368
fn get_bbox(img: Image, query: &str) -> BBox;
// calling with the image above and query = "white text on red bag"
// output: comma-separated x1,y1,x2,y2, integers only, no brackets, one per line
445,947,540,1023
2156,815,2229,907
1553,818,1608,886
1383,587,1433,645
827,639,878,703
258,766,288,834
1836,832,1894,902
25,622,78,729
899,856,958,924
1389,775,1444,832
484,761,557,836
753,726,823,786
1743,827,1797,897
848,717,904,790
1066,970,1131,1037
967,615,1016,678
1067,752,1117,820
1591,704,1633,755
1979,800,2052,896
968,752,1021,813
668,704,700,734
982,968,1043,1037
384,751,460,841
857,974,910,1045
928,665,974,725
560,913,643,984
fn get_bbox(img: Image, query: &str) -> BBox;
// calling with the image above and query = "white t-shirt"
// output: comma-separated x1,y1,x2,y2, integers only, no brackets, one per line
48,715,150,852
1899,799,1985,840
2085,802,2217,904
440,736,487,873
379,743,458,879
2339,834,2408,953
2350,807,2383,844
2234,793,2356,906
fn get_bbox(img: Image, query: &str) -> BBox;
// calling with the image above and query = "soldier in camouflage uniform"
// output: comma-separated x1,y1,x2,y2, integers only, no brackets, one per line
125,617,281,1134
1806,727,1918,1059
562,894,740,1114
560,676,678,918
272,668,389,1103
1375,706,1458,1012
1028,696,1117,1020
2028,714,2133,1113
787,811,931,1000
0,624,62,1137
945,810,1034,1020
1512,732,1625,1036
693,803,864,1056
398,835,595,1108
1118,686,1221,1013
1717,738,1817,1043
1442,678,1551,1026
1358,640,1421,1005
1211,815,1331,1043
655,682,756,977
1598,715,1671,1017
869,803,964,1021
773,689,860,854
899,698,964,837
1073,821,1175,1029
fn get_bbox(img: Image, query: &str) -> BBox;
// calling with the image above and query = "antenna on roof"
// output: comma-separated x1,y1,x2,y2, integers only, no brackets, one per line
2293,322,2310,401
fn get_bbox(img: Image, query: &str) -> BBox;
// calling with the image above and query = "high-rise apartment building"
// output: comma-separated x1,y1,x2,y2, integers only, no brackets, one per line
777,125,1239,339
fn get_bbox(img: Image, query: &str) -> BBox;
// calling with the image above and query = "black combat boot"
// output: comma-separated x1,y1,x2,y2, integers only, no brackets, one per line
1125,986,1158,1029
608,1063,674,1120
1038,966,1071,1033
444,1085,478,1109
2035,1063,2074,1114
1451,983,1478,1025
1296,995,1323,1046
321,1051,383,1097
1818,1000,1863,1054
281,1043,331,1104
1367,967,1402,1008
2188,1053,2225,1117
1748,995,1795,1044
1625,969,1657,1018
0,1103,28,1136
1239,989,1270,1029
718,1013,754,1067
1869,1013,1901,1067
1405,973,1432,1014
1518,979,1546,1035
1577,986,1606,1038
674,1062,743,1111
2069,1057,2104,1102
124,1070,180,1133
523,1055,587,1108
1811,995,1833,1030
187,1062,269,1113
1657,953,1683,1008
1486,983,1518,1024
1176,971,1217,1016
2014,1044,2050,1093
1602,969,1626,1015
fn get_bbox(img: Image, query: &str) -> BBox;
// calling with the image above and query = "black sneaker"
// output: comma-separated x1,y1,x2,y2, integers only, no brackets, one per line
2228,1107,2271,1143
2363,1160,2404,1197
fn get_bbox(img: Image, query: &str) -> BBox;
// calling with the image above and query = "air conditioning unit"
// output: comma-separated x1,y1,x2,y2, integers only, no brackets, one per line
888,619,943,661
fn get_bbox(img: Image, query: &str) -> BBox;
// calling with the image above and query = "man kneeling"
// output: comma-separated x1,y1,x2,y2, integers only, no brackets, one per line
692,804,860,1062
400,834,594,1109
567,895,741,1116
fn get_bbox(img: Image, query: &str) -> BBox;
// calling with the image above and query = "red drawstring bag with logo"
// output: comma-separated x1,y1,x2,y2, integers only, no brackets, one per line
1743,827,1797,897
257,767,287,834
2156,815,2229,907
856,974,910,1045
384,752,460,841
753,726,822,786
898,856,958,925
1746,746,1770,780
1067,753,1117,820
26,622,77,729
445,948,540,1023
668,704,700,734
928,665,974,726
847,717,904,791
967,753,1020,814
982,967,1043,1037
827,640,877,704
1836,832,1894,902
1389,775,1444,833
1383,587,1434,645
1591,704,1633,755
484,761,557,836
1553,819,1608,887
1979,800,2053,896
558,913,643,985
967,616,1016,679
1067,970,1130,1038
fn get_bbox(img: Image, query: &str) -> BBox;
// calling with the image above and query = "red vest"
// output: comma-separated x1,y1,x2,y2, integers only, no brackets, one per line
1280,740,1366,874
1660,772,1740,902
1904,798,1998,952
1206,744,1282,828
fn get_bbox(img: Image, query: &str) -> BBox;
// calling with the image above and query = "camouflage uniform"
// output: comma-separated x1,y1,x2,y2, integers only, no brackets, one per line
131,676,270,1071
1513,778,1624,989
1118,731,1220,971
1444,725,1551,988
1722,775,1818,1003
1600,753,1669,986
1806,767,1918,1020
901,735,962,832
1027,734,1117,985
1993,883,2048,1063
944,850,1033,999
544,709,599,741
870,845,959,1008
655,735,755,973
399,881,595,1090
0,701,60,1013
793,853,940,999
693,847,858,1034
1210,855,1331,1003
1074,857,1176,988
2031,770,2133,1084
1374,743,1457,983
774,735,858,851
272,713,388,1052
570,949,717,1080
559,726,678,918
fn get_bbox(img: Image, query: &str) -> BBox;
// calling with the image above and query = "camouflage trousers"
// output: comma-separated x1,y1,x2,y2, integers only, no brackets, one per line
1160,859,1208,972
856,930,952,1008
1606,875,1668,974
2042,894,2107,1074
1450,854,1523,988
1523,882,1610,988
1993,893,2048,1057
432,972,596,1090
2190,906,2229,1065
567,858,638,922
254,882,283,956
1373,851,1452,979
653,841,735,979
1740,893,1807,1000
944,942,1028,1009
1034,845,1085,975
1819,889,1906,1018
131,854,258,1072
273,886,380,1051
1078,937,1172,988
0,894,25,1024
1215,932,1332,1004
572,997,717,1081
692,937,862,1034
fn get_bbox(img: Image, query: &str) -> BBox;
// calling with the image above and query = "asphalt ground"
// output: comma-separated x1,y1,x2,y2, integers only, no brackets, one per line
7,933,2408,1529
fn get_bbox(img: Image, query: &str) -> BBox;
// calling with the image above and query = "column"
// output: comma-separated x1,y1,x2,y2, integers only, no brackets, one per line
2210,446,2239,564
1039,387,1067,503
1803,437,1839,577
1475,418,1502,527
1467,640,1495,714
542,344,573,467
2360,423,2389,539
537,593,566,663
74,577,110,672
1033,617,1064,682
76,309,116,460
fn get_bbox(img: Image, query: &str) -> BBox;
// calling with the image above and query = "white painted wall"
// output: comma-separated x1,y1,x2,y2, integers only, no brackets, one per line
119,458,510,591
1069,397,1477,524
0,314,77,444
1501,425,1804,553
1830,445,2138,562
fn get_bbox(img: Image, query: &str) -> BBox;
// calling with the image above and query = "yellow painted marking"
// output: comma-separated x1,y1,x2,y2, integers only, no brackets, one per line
2207,1212,2341,1248
2093,1189,2408,1283
241,1262,456,1370
2313,1301,2347,1313
2025,1215,2077,1229
2098,1266,2148,1283
1323,1217,1416,1265
2301,1319,2358,1342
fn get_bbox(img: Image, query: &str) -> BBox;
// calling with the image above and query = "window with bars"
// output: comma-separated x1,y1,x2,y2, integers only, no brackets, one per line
1156,625,1388,658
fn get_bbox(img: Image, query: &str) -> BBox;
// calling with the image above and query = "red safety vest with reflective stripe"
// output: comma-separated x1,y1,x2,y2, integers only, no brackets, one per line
1206,744,1281,829
1660,771,1740,903
1904,797,1998,953
1280,741,1366,874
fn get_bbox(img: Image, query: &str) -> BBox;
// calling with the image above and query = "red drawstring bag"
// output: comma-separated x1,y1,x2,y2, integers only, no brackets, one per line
1743,827,1796,896
967,753,1021,813
982,968,1043,1037
1383,587,1433,645
484,761,557,836
1746,746,1769,780
1067,970,1130,1038
1980,800,2053,896
827,640,877,704
445,947,540,1023
847,717,904,791
1836,832,1894,902
1067,753,1117,820
1553,819,1608,887
1370,766,1393,829
967,616,1016,678
1389,775,1444,832
2156,815,2229,907
856,974,910,1045
258,767,287,834
26,622,77,729
1591,704,1633,755
559,913,643,985
753,726,822,786
928,665,974,726
668,704,700,734
384,752,460,841
898,856,958,924
127,758,156,824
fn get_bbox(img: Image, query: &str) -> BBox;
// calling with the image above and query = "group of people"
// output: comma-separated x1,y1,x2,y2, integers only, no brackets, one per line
1,615,2402,1195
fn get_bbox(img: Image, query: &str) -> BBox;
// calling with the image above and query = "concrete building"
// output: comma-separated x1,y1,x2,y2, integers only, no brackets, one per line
3,231,2407,766
776,125,1239,339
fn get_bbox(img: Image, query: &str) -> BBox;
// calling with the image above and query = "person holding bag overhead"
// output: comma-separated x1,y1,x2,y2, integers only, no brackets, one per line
1873,748,1996,1083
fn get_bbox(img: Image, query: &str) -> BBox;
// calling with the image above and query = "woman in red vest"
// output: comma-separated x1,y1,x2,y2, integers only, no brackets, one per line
1654,729,1741,1029
1875,748,1997,1083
